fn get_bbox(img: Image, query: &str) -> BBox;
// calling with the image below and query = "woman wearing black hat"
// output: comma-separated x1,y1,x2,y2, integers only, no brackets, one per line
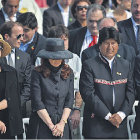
0,35,23,138
27,38,74,139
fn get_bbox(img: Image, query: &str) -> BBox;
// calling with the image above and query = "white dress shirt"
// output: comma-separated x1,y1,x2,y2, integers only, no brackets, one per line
6,48,15,68
57,2,69,27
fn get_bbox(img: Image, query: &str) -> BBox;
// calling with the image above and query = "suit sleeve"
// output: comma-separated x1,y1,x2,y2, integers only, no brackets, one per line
81,50,89,64
20,55,31,107
119,62,135,116
43,10,53,37
79,62,110,118
64,71,74,109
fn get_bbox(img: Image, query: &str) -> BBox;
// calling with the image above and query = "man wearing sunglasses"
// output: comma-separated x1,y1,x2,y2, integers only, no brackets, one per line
0,0,20,27
17,12,47,66
0,21,31,118
69,4,106,58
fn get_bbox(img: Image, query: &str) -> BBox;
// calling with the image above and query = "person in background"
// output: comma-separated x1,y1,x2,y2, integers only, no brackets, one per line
27,38,74,139
43,0,75,37
0,21,31,118
0,0,20,27
0,34,23,139
68,0,91,30
17,12,47,66
69,4,106,57
80,27,135,139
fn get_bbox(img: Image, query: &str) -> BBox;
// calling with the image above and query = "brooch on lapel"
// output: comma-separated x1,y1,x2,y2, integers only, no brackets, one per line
117,72,121,75
117,54,121,58
17,56,20,60
69,18,73,22
31,46,35,50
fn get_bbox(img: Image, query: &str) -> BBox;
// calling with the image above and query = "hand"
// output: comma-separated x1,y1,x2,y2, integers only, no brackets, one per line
0,121,6,134
48,123,56,132
70,110,80,129
109,113,122,128
52,121,65,137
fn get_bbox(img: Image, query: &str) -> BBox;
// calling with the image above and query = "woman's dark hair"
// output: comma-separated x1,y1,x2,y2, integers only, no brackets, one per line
17,12,38,29
35,59,71,79
98,27,120,45
71,0,91,19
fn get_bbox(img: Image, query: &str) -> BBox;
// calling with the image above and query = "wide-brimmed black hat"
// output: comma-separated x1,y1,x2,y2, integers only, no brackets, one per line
37,38,73,59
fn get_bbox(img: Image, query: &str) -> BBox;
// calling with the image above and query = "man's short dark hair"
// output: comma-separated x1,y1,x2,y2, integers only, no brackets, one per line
71,0,91,19
48,25,69,38
2,0,20,5
0,21,22,39
17,12,38,29
98,27,120,45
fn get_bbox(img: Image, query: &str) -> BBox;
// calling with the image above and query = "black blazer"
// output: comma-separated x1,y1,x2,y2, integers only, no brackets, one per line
68,20,82,30
82,43,136,69
80,54,135,138
43,4,75,37
25,32,47,65
133,54,140,135
0,9,21,27
1,64,23,136
69,26,87,56
118,18,139,54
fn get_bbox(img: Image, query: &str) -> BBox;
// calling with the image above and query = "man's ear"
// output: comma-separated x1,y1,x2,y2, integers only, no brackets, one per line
4,34,9,41
116,0,121,5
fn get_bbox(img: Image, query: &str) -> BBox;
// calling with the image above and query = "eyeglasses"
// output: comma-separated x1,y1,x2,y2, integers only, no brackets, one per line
76,5,89,11
0,46,3,50
16,34,24,40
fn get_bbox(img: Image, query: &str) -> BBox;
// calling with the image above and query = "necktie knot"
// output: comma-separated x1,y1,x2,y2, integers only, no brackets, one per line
88,35,97,48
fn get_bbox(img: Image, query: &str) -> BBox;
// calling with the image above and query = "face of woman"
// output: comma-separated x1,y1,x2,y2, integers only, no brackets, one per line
99,38,119,60
49,59,63,67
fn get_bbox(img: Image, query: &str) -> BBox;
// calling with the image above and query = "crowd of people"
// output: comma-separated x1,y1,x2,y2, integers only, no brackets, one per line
0,0,140,139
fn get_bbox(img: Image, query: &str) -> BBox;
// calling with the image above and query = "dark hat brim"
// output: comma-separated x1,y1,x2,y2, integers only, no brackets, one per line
37,49,73,59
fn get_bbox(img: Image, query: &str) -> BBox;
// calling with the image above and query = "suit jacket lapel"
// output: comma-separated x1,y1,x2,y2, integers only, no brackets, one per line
0,10,5,25
15,48,21,70
68,7,75,25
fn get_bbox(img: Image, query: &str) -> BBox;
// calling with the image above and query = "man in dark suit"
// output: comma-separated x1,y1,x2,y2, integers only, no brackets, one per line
117,0,140,54
0,0,20,27
0,21,31,117
43,0,75,37
17,12,47,66
69,4,106,57
82,17,136,69
80,27,135,139
133,54,140,138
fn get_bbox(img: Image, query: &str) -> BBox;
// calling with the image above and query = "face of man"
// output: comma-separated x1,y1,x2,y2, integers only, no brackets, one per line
87,9,103,36
58,0,73,8
131,0,140,24
5,25,24,48
2,0,19,18
99,39,119,60
75,1,89,21
22,26,36,44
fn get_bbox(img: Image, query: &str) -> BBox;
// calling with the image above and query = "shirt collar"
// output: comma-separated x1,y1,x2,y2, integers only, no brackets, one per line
131,17,140,27
57,1,69,12
2,8,17,22
85,29,92,38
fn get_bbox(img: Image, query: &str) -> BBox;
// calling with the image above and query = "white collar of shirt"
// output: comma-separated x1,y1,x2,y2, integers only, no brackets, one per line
2,8,17,22
103,56,114,71
57,2,69,27
131,17,140,39
6,48,16,67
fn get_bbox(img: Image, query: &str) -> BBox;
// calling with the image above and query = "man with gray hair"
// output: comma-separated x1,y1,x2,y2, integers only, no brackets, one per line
69,4,106,57
82,17,136,67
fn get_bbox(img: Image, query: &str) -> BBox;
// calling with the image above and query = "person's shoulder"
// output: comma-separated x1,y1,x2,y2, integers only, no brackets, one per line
118,18,131,27
116,55,130,66
44,4,58,13
1,64,16,72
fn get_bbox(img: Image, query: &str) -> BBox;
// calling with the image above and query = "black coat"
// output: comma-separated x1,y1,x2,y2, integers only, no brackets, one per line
117,18,139,54
27,68,74,139
82,43,136,69
43,4,75,37
68,20,82,30
80,54,135,138
133,54,140,134
0,10,21,27
0,64,23,136
25,32,47,65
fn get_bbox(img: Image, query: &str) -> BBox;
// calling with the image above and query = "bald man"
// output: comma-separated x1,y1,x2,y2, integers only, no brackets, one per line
81,17,136,67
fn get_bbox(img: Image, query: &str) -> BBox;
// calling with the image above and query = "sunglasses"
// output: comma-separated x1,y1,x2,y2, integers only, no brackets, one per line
16,34,24,40
76,5,89,11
